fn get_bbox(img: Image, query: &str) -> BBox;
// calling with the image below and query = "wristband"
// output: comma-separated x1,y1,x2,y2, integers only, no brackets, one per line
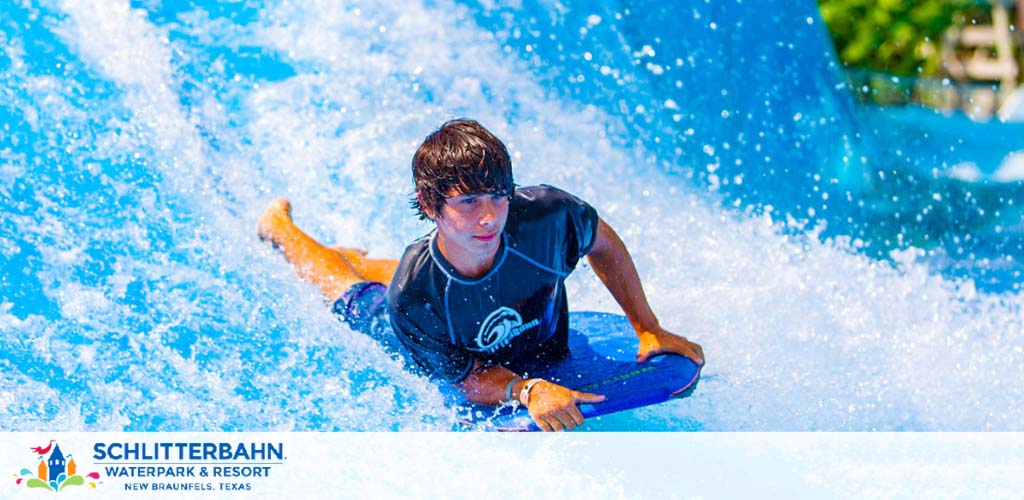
519,378,544,407
504,376,523,403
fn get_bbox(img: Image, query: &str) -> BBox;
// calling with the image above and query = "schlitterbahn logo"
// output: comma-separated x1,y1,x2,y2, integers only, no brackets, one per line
13,439,283,493
13,440,102,493
92,441,284,492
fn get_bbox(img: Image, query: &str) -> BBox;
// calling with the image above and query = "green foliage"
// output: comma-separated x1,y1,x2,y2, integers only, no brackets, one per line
25,478,53,491
818,0,976,75
58,475,85,492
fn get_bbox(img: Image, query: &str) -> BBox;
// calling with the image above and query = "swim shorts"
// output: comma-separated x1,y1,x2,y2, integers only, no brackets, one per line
332,281,392,342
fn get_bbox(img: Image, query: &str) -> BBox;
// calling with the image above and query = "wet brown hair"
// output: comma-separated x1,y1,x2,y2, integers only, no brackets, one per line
411,119,514,220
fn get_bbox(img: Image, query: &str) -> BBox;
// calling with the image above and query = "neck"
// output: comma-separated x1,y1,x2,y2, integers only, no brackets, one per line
436,234,500,279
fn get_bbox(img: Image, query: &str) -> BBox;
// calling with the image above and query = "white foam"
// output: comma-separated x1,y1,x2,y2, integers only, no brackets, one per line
946,162,983,182
993,151,1024,182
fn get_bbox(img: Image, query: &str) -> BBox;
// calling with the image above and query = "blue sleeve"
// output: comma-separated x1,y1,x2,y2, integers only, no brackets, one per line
534,185,599,270
559,188,599,269
387,290,475,383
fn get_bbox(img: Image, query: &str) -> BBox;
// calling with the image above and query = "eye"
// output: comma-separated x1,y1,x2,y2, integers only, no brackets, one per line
461,196,477,205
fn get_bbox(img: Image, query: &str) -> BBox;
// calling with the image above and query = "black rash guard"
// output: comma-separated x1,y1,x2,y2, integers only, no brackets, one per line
386,185,599,383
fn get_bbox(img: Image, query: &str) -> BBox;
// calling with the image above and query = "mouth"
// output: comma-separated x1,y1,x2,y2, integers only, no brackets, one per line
473,232,498,243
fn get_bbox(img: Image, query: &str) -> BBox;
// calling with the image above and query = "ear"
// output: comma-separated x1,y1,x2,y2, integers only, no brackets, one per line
417,191,439,221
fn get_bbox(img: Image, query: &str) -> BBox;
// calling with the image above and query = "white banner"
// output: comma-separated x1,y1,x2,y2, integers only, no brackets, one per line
1,433,1022,499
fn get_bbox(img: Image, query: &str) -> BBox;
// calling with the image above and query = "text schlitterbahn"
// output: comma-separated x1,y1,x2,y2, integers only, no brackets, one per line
94,441,284,492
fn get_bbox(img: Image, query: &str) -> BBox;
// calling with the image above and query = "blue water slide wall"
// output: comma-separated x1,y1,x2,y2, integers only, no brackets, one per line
460,0,1024,289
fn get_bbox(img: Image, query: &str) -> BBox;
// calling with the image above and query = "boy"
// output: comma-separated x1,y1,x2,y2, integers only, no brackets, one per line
258,119,703,431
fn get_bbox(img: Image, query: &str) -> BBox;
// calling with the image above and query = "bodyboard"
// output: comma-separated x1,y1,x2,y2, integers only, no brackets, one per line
453,311,701,431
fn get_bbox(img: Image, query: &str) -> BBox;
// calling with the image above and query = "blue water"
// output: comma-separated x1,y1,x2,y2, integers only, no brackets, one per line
1,0,1022,432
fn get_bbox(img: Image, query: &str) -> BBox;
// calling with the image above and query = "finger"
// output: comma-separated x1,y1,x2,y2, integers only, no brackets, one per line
547,415,566,432
688,344,705,366
567,404,585,427
535,418,553,432
636,345,658,363
552,411,575,431
575,391,606,404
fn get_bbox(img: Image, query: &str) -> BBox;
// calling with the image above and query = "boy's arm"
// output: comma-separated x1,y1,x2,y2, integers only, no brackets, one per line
455,360,604,432
585,217,705,365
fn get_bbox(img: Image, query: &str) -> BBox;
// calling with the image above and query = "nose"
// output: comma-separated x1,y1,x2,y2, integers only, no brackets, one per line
478,198,497,228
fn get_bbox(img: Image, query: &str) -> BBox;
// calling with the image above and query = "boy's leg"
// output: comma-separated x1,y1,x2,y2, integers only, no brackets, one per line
329,247,399,285
356,257,399,285
257,198,395,302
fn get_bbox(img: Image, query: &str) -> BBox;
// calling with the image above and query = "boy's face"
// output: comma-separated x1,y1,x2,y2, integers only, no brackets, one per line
432,189,510,262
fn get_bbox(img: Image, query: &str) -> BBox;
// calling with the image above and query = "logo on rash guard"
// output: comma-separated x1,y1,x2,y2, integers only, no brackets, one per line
475,307,539,353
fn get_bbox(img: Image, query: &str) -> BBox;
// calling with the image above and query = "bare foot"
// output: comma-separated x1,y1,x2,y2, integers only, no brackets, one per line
257,198,293,244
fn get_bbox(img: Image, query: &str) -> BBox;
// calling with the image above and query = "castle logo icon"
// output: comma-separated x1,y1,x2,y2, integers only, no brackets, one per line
14,440,101,493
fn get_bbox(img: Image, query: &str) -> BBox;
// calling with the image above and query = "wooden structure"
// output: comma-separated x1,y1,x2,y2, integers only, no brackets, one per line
942,0,1022,118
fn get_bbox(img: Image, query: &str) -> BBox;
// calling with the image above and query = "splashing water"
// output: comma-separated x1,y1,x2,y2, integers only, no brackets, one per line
1,0,1022,433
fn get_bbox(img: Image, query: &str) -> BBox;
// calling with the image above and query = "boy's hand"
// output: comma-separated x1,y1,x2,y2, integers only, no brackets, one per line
526,381,605,432
636,327,704,366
